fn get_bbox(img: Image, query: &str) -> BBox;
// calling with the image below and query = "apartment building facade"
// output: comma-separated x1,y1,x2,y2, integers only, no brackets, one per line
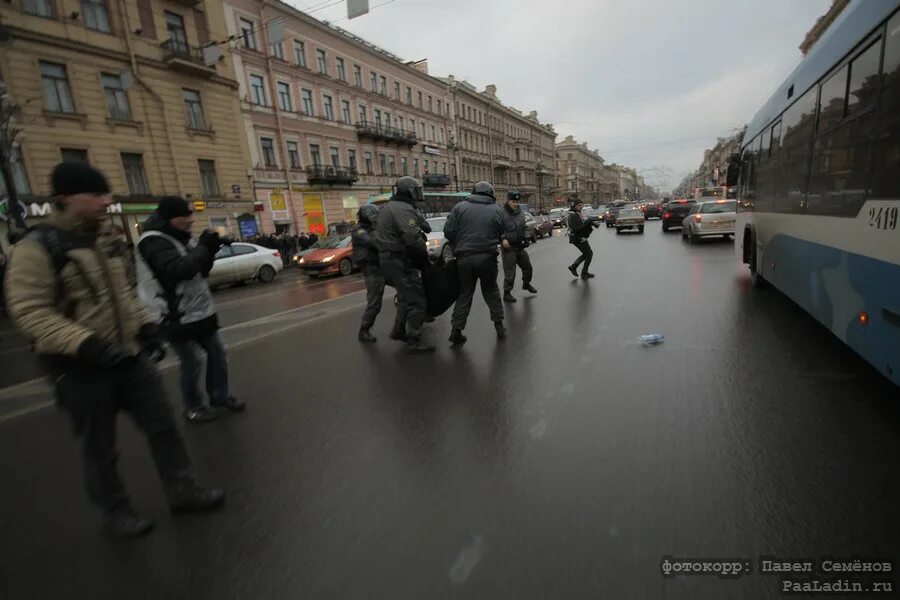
444,78,556,210
224,0,454,235
0,0,253,241
554,135,605,205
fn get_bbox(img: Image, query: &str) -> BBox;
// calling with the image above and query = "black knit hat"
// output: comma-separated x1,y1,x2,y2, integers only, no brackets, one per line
51,162,111,196
156,196,193,220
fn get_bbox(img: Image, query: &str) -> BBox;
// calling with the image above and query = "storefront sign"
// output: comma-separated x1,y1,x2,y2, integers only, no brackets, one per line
0,199,159,220
424,146,441,155
270,193,287,211
239,218,259,238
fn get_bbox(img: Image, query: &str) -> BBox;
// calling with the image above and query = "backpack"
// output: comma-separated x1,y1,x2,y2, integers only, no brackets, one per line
26,225,100,317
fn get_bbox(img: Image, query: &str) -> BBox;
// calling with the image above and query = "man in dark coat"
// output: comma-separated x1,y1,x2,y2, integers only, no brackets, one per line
373,177,435,353
444,181,507,345
136,197,246,423
500,190,537,303
352,204,384,342
298,232,310,251
566,197,599,279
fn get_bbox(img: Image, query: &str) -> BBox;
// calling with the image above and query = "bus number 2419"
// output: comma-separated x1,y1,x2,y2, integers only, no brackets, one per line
868,206,898,231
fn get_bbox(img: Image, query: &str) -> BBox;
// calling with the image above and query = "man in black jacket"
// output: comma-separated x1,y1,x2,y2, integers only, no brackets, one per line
352,204,384,343
445,181,507,345
500,190,537,303
136,197,246,423
566,197,599,279
373,177,435,353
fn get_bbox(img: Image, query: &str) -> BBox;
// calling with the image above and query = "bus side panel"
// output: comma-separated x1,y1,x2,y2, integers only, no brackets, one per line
764,233,900,385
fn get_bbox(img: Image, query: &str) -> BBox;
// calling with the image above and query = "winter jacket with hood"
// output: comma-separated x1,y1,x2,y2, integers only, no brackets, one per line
4,211,152,370
567,207,594,242
500,203,528,250
444,193,505,257
136,212,218,341
352,205,380,267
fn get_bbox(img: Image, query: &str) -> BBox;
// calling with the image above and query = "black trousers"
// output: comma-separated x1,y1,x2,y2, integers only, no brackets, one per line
502,247,533,292
451,253,504,330
380,256,426,341
571,239,593,274
54,357,194,513
360,264,386,330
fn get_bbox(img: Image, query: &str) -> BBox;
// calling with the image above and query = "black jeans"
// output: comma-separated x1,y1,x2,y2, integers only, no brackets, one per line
54,357,194,513
360,264,386,330
501,247,533,292
571,239,593,275
380,256,426,341
451,253,504,330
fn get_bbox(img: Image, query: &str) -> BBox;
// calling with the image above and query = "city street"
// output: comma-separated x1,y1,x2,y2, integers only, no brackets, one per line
1,224,898,599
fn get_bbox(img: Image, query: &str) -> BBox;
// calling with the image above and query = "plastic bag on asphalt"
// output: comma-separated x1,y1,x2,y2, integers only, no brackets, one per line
639,334,665,346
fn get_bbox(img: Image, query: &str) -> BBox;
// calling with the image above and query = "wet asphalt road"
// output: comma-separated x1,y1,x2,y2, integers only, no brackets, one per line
0,223,898,599
0,266,366,389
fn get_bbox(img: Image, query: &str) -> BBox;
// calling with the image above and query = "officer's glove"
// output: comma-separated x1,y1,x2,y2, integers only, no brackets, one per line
137,323,167,363
77,336,132,369
198,230,223,254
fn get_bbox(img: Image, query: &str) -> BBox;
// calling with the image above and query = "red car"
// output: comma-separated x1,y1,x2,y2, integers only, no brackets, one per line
296,235,356,277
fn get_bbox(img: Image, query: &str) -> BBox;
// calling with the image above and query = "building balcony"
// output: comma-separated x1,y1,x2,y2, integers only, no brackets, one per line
494,154,511,168
355,121,418,147
422,174,451,188
161,39,216,77
305,166,359,186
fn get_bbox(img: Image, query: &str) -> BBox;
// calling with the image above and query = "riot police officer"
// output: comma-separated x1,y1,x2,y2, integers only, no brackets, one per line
373,177,435,354
352,204,384,342
445,181,507,345
500,190,537,303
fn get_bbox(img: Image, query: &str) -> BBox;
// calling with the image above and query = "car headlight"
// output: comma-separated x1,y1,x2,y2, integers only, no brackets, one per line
322,254,335,262
298,257,305,264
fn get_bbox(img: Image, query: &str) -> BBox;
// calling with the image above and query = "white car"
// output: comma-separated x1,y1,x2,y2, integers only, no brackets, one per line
425,216,454,262
681,200,738,243
209,242,283,286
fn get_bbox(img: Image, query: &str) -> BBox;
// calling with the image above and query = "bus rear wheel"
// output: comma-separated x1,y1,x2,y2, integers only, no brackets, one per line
745,227,768,288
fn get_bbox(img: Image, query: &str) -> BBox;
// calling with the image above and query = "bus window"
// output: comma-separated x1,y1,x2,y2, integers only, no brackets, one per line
817,64,848,131
769,121,782,157
776,86,817,213
847,39,881,115
873,10,900,198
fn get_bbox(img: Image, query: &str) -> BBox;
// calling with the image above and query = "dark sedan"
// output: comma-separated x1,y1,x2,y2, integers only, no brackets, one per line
532,214,554,238
642,202,662,220
604,205,623,228
661,199,697,232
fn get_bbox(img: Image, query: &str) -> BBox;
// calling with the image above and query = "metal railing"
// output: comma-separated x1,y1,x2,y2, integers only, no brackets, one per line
162,38,206,66
305,165,359,185
354,121,418,145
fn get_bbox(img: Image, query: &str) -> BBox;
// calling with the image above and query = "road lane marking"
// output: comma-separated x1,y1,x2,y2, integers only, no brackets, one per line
0,290,367,420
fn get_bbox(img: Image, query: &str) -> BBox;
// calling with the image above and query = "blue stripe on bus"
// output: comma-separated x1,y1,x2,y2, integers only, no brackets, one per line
765,234,900,385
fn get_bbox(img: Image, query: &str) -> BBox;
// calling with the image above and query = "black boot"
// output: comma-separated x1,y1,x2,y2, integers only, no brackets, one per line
389,328,408,342
104,507,154,538
183,407,217,423
494,322,507,339
522,282,537,293
581,272,595,279
503,291,517,303
210,396,246,412
568,264,579,278
358,328,377,343
168,483,225,514
449,328,467,345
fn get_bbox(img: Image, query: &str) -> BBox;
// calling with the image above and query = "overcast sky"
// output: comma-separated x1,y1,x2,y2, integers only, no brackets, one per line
290,0,830,191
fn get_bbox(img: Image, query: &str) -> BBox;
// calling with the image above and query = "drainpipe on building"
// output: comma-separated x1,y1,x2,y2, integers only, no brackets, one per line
118,0,185,198
259,1,298,234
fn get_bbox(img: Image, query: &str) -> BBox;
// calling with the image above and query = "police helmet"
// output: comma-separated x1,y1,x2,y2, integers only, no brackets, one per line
357,203,379,224
507,190,521,201
392,176,424,203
